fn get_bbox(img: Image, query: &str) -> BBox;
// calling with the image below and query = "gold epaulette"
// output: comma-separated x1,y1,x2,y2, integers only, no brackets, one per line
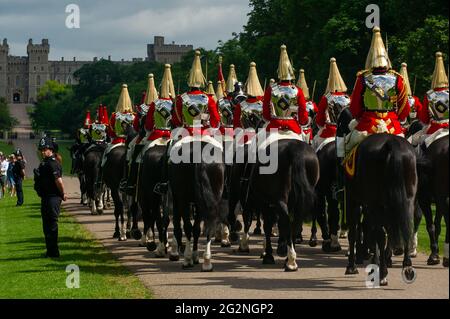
388,69,401,77
356,69,370,77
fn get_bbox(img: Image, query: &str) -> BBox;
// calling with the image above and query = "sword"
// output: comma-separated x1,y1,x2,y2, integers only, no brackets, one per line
413,75,417,96
312,80,317,102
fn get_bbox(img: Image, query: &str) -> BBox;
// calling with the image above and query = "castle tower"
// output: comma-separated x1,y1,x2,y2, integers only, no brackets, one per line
27,38,50,103
0,38,8,100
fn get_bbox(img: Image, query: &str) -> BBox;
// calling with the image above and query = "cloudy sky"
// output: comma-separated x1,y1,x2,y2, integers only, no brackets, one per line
0,0,251,61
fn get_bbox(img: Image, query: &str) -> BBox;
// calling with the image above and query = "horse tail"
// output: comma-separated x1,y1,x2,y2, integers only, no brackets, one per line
194,162,223,233
289,142,317,220
383,137,415,247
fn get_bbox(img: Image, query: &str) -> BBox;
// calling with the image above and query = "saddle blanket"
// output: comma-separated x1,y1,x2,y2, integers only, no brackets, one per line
257,130,305,153
101,143,125,167
170,135,224,155
313,136,335,153
136,137,171,163
425,128,449,148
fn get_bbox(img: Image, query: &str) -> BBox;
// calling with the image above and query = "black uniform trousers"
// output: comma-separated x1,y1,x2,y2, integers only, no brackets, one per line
41,196,62,256
15,177,24,206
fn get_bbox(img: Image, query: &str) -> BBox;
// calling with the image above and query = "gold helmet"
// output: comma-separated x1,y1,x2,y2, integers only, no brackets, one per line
277,45,295,81
216,80,225,100
365,27,392,70
116,84,133,113
226,64,238,93
188,50,206,88
431,52,449,89
297,69,310,100
245,62,264,97
145,74,158,105
325,58,347,94
160,64,176,99
206,81,216,101
399,63,413,96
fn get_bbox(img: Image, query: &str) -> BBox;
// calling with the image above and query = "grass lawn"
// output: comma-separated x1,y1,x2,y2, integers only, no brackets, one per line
0,140,14,155
0,180,151,298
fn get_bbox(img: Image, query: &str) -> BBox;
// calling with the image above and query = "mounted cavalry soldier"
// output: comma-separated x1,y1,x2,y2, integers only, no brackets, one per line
90,104,109,144
121,75,158,195
339,27,410,163
313,58,350,152
71,111,92,175
262,45,309,136
172,50,221,135
146,64,176,195
411,52,449,149
298,69,318,144
399,62,423,131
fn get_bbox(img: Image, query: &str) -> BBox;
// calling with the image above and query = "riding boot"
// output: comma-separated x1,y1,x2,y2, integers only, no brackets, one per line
333,159,345,202
240,162,254,207
125,144,144,196
154,144,170,195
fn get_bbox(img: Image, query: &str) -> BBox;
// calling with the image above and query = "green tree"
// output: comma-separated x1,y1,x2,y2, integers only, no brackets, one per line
0,97,18,131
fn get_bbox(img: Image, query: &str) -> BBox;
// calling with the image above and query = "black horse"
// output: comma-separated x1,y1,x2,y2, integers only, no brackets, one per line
83,143,107,215
344,133,418,286
251,138,319,270
102,125,137,241
416,135,449,267
168,139,225,271
138,143,170,255
70,143,88,205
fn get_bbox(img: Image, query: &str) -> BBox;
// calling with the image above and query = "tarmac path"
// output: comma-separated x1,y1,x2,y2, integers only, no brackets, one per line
63,176,448,299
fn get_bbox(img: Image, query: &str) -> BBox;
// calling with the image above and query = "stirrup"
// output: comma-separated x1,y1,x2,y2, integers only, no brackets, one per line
153,183,168,195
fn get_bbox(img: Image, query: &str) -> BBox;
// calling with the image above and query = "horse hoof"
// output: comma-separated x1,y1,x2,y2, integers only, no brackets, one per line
182,263,194,270
277,245,287,257
284,262,298,272
146,242,157,252
345,266,359,275
262,254,275,265
393,248,404,256
131,229,142,241
201,263,214,272
237,247,250,254
321,240,331,252
427,254,440,265
214,237,222,243
169,254,180,262
271,232,278,237
387,259,393,268
339,231,348,239
221,241,231,248
230,232,239,244
402,267,417,283
309,239,318,248
113,231,120,239
119,237,127,242
253,228,262,236
126,230,131,238
443,258,449,268
97,209,103,215
380,278,388,286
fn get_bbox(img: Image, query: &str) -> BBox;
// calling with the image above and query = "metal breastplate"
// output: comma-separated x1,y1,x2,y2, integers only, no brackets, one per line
91,124,107,142
271,84,298,118
181,93,209,127
363,73,397,112
138,103,150,117
154,99,173,130
408,96,417,119
218,98,234,127
427,89,449,122
115,112,135,137
325,93,351,125
79,128,89,143
241,100,263,129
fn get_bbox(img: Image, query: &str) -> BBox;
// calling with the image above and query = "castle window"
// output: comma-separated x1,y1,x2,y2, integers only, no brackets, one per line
41,66,44,71
37,75,41,85
69,67,71,72
38,56,40,62
16,76,20,86
34,66,36,71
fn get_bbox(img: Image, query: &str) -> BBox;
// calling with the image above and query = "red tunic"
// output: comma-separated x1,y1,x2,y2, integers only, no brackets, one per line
262,81,308,134
172,89,221,135
145,98,173,141
350,72,409,135
418,88,449,135
316,93,347,138
233,96,263,129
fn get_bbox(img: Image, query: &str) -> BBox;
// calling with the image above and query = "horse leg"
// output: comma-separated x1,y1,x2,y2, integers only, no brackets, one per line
169,199,182,261
237,205,253,253
274,201,290,260
421,197,440,265
90,197,97,216
129,199,142,240
111,190,122,239
253,210,262,235
410,201,422,258
181,201,194,269
345,196,359,275
192,214,201,265
376,226,388,286
202,233,214,272
313,190,325,248
436,196,449,267
261,207,275,264
327,192,342,252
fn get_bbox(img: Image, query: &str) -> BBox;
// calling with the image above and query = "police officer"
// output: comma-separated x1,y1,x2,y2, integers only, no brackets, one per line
36,137,67,258
12,149,25,206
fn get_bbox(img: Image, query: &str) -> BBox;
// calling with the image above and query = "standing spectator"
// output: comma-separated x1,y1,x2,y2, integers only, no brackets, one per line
12,149,25,206
7,154,15,197
35,137,67,258
0,152,9,199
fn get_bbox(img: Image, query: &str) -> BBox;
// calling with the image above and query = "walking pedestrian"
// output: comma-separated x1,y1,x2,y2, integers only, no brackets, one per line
12,149,25,206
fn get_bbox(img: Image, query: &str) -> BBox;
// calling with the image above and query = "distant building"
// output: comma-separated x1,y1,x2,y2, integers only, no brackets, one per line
0,36,193,103
147,36,193,64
